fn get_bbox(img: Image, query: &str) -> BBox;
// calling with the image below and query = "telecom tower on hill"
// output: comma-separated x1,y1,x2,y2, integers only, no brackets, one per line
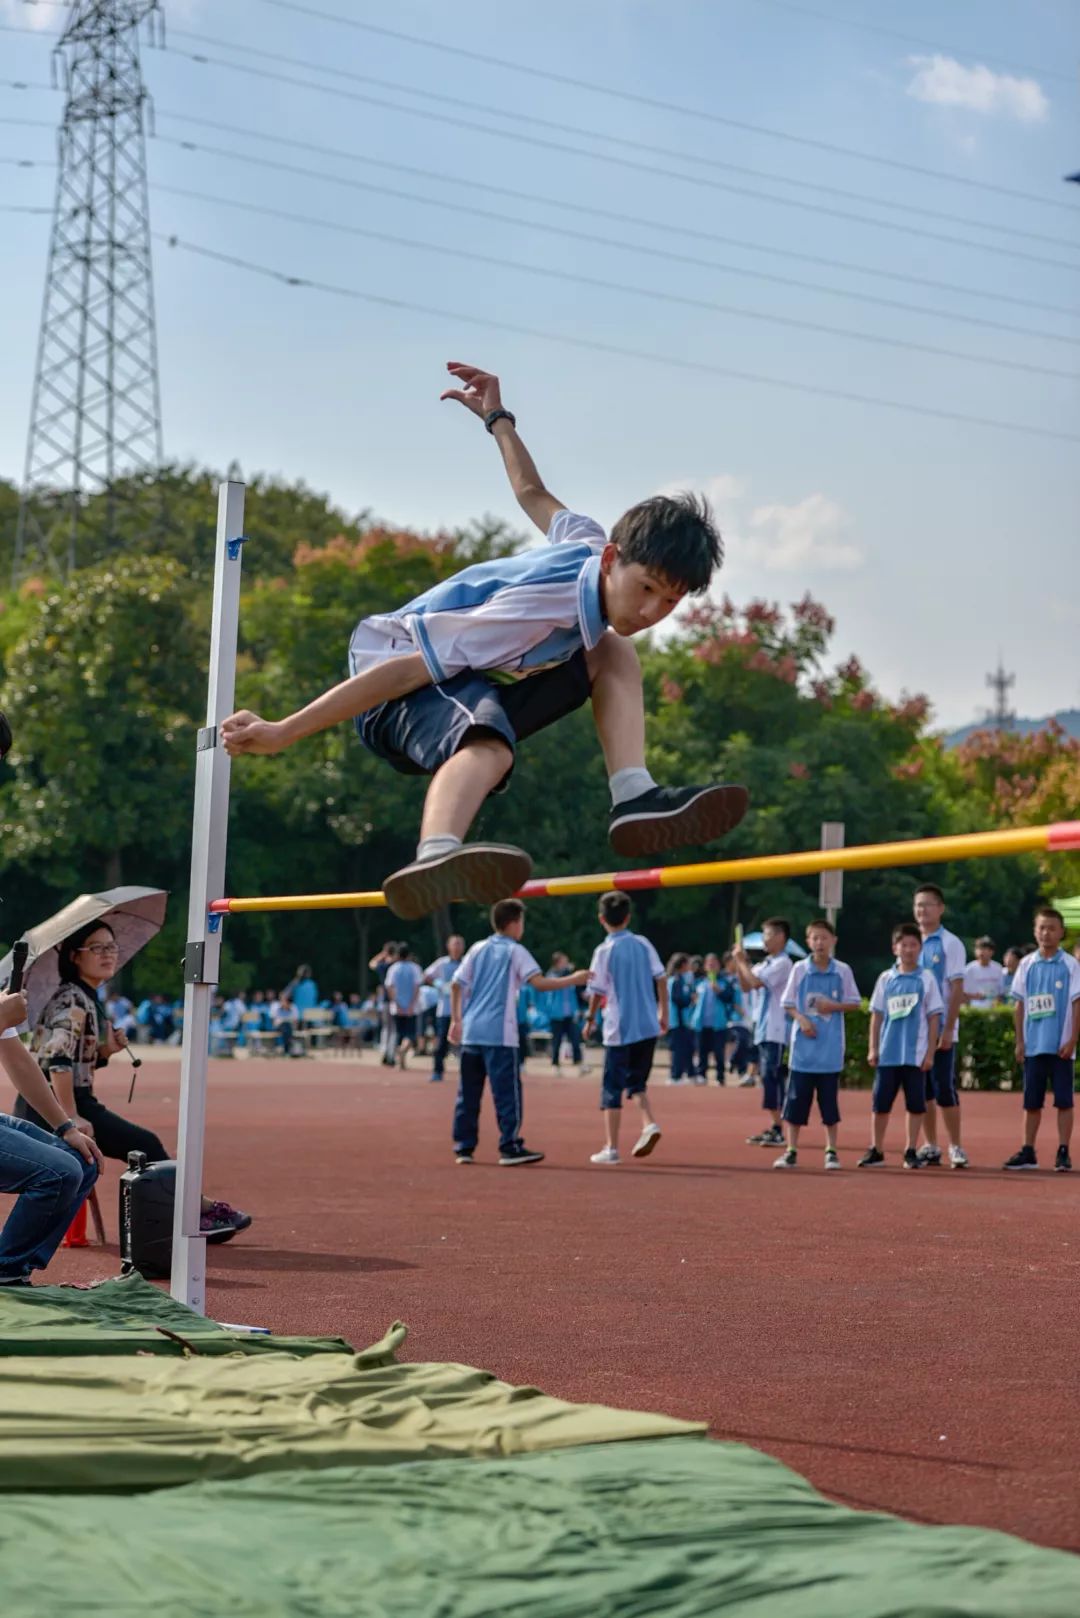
15,0,164,581
984,657,1017,732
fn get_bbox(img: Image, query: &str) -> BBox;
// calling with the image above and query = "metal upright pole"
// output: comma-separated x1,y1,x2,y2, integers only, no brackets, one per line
170,481,246,1310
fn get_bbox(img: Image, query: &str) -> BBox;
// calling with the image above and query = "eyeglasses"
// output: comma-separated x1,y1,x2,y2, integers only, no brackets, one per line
77,943,120,957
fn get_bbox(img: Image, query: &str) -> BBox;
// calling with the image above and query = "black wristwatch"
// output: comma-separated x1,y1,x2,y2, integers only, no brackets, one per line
484,408,516,434
55,1119,77,1139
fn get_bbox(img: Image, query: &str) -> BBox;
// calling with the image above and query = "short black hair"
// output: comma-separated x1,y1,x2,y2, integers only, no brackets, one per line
492,897,525,930
609,492,721,594
667,952,689,973
394,942,410,960
763,916,791,942
975,935,995,949
914,882,945,903
599,890,632,927
892,921,922,944
806,917,836,937
1034,905,1065,929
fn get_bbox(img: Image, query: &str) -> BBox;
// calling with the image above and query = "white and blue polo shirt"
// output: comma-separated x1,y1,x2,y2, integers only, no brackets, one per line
385,959,422,1016
588,930,665,1047
754,952,793,1046
453,934,541,1048
348,510,608,686
918,927,965,1026
425,954,460,1018
1009,950,1080,1057
870,966,944,1067
782,956,860,1074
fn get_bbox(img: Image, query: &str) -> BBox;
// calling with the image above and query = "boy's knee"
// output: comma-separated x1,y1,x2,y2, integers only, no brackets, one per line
460,733,514,772
586,632,641,681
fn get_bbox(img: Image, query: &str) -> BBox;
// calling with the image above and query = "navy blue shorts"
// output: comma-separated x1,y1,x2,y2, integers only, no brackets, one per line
783,1069,841,1128
601,1038,657,1109
759,1039,788,1111
924,1044,959,1107
356,651,591,786
1022,1053,1076,1111
394,1014,417,1042
873,1065,927,1115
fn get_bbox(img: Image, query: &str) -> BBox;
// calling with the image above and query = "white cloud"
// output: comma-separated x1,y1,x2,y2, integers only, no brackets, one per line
0,0,55,28
658,477,863,575
905,55,1049,123
744,493,863,572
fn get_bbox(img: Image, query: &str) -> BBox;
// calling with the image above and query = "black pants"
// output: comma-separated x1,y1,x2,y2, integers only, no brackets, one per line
15,1089,169,1166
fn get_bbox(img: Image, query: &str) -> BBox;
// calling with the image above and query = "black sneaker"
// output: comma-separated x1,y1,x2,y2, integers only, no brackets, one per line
609,784,749,858
747,1126,783,1146
383,844,533,921
1055,1144,1072,1173
498,1144,545,1166
902,1148,921,1170
1003,1145,1037,1171
857,1147,885,1167
455,1150,474,1165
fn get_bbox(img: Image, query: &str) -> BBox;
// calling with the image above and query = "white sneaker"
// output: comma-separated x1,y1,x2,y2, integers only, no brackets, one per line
577,1064,589,1077
632,1123,662,1158
737,1076,756,1088
773,1149,798,1169
949,1145,969,1169
590,1146,619,1165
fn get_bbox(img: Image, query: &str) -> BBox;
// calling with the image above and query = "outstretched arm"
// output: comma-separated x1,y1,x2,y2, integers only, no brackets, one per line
222,651,431,757
441,362,565,536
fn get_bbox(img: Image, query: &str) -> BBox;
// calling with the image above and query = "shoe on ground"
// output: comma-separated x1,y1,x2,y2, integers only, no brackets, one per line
632,1123,662,1158
773,1149,797,1169
759,1125,784,1147
590,1146,619,1165
608,783,750,858
429,1073,444,1083
383,843,533,920
0,1273,31,1287
737,1075,756,1088
902,1148,921,1170
396,1046,408,1070
691,1076,707,1086
1055,1144,1072,1173
498,1144,545,1166
202,1200,253,1244
824,1149,841,1171
577,1064,589,1077
915,1144,942,1165
666,1077,688,1087
857,1147,885,1168
455,1150,474,1165
949,1145,969,1169
1003,1145,1037,1171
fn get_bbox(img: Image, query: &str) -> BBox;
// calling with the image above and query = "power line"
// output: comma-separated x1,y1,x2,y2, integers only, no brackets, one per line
160,46,1080,273
746,0,1077,88
153,149,1080,365
153,111,1080,324
154,230,1079,446
248,0,1077,202
165,36,1080,253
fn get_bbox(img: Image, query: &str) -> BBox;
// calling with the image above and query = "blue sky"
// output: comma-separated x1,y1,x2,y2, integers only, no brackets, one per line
1,0,1077,728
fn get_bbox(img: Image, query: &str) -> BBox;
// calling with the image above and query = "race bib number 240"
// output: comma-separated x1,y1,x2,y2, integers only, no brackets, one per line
1027,994,1056,1021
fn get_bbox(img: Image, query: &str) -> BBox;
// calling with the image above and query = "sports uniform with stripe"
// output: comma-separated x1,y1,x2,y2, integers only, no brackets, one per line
781,956,860,1128
350,510,608,786
451,934,541,1155
587,930,665,1108
1010,950,1080,1112
869,967,943,1115
918,926,966,1107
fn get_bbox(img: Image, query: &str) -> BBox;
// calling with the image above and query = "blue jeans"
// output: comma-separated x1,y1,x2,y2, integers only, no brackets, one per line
0,1113,99,1282
549,1016,582,1065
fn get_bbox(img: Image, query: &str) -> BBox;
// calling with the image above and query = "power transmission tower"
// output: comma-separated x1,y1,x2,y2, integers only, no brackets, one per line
984,656,1016,731
14,0,165,582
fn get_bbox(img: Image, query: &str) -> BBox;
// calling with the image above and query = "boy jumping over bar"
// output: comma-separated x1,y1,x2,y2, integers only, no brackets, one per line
222,364,748,918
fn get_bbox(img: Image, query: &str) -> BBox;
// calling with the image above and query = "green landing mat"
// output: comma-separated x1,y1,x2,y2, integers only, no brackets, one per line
2,1438,1077,1618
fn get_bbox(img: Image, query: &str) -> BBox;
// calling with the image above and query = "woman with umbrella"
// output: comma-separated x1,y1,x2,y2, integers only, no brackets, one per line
14,918,251,1244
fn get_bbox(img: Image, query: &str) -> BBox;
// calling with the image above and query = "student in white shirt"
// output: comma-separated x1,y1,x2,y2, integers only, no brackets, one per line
733,919,794,1150
963,937,1006,1010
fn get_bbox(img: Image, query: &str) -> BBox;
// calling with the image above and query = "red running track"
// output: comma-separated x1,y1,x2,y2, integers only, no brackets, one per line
48,1056,1080,1552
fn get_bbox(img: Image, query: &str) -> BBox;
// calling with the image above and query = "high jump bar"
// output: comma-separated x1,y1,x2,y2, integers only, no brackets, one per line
209,821,1080,915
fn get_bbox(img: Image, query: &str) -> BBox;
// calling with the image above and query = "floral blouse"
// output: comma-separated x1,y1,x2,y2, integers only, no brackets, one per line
31,980,102,1094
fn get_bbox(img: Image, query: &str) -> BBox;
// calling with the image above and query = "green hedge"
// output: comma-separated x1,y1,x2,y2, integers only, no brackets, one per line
840,1004,1031,1091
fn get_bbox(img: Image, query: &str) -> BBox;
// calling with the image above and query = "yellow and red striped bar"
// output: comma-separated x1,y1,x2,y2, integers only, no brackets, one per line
207,820,1080,915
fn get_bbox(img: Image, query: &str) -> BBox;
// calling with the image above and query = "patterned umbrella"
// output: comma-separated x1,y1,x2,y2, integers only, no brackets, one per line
0,886,169,1027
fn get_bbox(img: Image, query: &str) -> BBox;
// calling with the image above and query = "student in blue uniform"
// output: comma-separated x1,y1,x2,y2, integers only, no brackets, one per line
222,363,747,920
775,919,861,1171
733,920,793,1148
861,923,943,1170
423,934,465,1083
666,953,696,1085
690,952,735,1084
1003,906,1080,1173
384,944,423,1070
546,952,587,1074
584,892,668,1166
913,883,969,1168
449,899,586,1165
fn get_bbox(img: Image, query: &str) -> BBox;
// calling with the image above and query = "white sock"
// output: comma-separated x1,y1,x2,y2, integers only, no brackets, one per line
416,834,463,863
609,766,656,807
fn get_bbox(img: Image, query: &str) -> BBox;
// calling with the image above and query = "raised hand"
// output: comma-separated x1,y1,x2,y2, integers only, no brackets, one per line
440,362,503,420
221,710,287,757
